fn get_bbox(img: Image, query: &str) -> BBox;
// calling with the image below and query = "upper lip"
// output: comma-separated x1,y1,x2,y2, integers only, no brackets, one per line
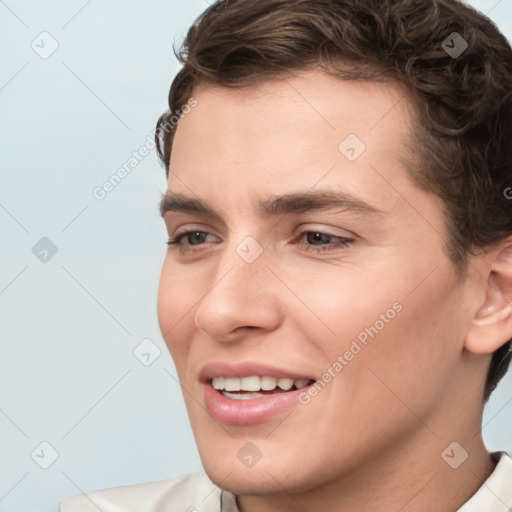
199,361,316,383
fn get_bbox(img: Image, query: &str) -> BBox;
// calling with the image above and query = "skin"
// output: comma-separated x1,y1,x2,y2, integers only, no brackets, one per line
157,70,512,512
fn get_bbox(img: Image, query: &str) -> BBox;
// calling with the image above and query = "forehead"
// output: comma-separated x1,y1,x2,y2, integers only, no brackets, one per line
180,69,415,144
169,70,420,215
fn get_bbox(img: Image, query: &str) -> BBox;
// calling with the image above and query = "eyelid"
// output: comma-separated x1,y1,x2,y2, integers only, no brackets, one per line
295,222,356,238
168,224,351,241
296,229,353,247
169,222,220,237
168,229,220,243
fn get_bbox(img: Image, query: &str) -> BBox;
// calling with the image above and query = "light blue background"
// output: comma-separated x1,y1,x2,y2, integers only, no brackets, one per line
1,1,511,511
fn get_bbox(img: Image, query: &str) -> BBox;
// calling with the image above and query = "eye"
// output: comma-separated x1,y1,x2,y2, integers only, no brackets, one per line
167,230,218,251
166,229,354,255
296,230,354,253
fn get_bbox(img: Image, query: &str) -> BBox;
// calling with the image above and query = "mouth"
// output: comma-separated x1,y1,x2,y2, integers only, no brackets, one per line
199,362,317,425
211,376,314,400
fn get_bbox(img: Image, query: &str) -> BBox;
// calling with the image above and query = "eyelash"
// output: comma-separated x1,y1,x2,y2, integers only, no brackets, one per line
166,230,355,254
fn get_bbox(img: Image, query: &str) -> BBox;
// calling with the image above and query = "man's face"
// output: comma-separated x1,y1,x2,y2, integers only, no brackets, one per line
158,71,477,494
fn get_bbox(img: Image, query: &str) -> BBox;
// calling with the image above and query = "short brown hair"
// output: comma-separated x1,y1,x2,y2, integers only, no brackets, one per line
155,0,512,401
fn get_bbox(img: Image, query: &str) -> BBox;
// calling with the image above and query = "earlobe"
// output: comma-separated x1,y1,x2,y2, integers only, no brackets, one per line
465,239,512,355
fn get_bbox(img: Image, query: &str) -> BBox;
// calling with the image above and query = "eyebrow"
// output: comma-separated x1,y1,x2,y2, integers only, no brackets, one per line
159,191,384,219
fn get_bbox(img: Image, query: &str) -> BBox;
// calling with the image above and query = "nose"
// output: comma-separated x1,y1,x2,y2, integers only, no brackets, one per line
194,244,282,343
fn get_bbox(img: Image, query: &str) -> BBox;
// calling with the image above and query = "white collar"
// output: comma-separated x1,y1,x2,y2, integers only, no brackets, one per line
458,452,512,511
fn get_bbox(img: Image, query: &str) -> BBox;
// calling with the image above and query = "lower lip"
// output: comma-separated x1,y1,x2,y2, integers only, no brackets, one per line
203,382,311,426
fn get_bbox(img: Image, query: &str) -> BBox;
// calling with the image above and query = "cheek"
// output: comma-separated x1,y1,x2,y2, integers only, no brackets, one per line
157,259,199,360
343,269,466,417
291,264,403,349
296,259,463,396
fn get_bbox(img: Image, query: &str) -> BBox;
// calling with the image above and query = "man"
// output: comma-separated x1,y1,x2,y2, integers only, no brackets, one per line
60,0,512,510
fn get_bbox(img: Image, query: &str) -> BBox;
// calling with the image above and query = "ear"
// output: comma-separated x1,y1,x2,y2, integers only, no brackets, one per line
465,238,512,355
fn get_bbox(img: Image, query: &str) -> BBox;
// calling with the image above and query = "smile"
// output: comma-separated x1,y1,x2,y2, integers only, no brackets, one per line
211,376,313,399
200,362,317,424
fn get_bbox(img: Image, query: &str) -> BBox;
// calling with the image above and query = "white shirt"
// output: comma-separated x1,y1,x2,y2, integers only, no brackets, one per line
59,452,512,512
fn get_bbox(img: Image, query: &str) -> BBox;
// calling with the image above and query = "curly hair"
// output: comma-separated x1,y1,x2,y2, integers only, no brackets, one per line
155,0,512,401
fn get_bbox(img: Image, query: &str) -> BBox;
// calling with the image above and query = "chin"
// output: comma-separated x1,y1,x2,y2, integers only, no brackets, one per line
203,460,297,495
198,439,333,498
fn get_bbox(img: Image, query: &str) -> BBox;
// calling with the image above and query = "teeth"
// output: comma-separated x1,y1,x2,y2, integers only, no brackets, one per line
294,379,310,389
222,391,264,400
260,376,277,390
211,375,312,392
224,377,241,391
240,376,261,391
277,378,294,390
212,377,224,390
